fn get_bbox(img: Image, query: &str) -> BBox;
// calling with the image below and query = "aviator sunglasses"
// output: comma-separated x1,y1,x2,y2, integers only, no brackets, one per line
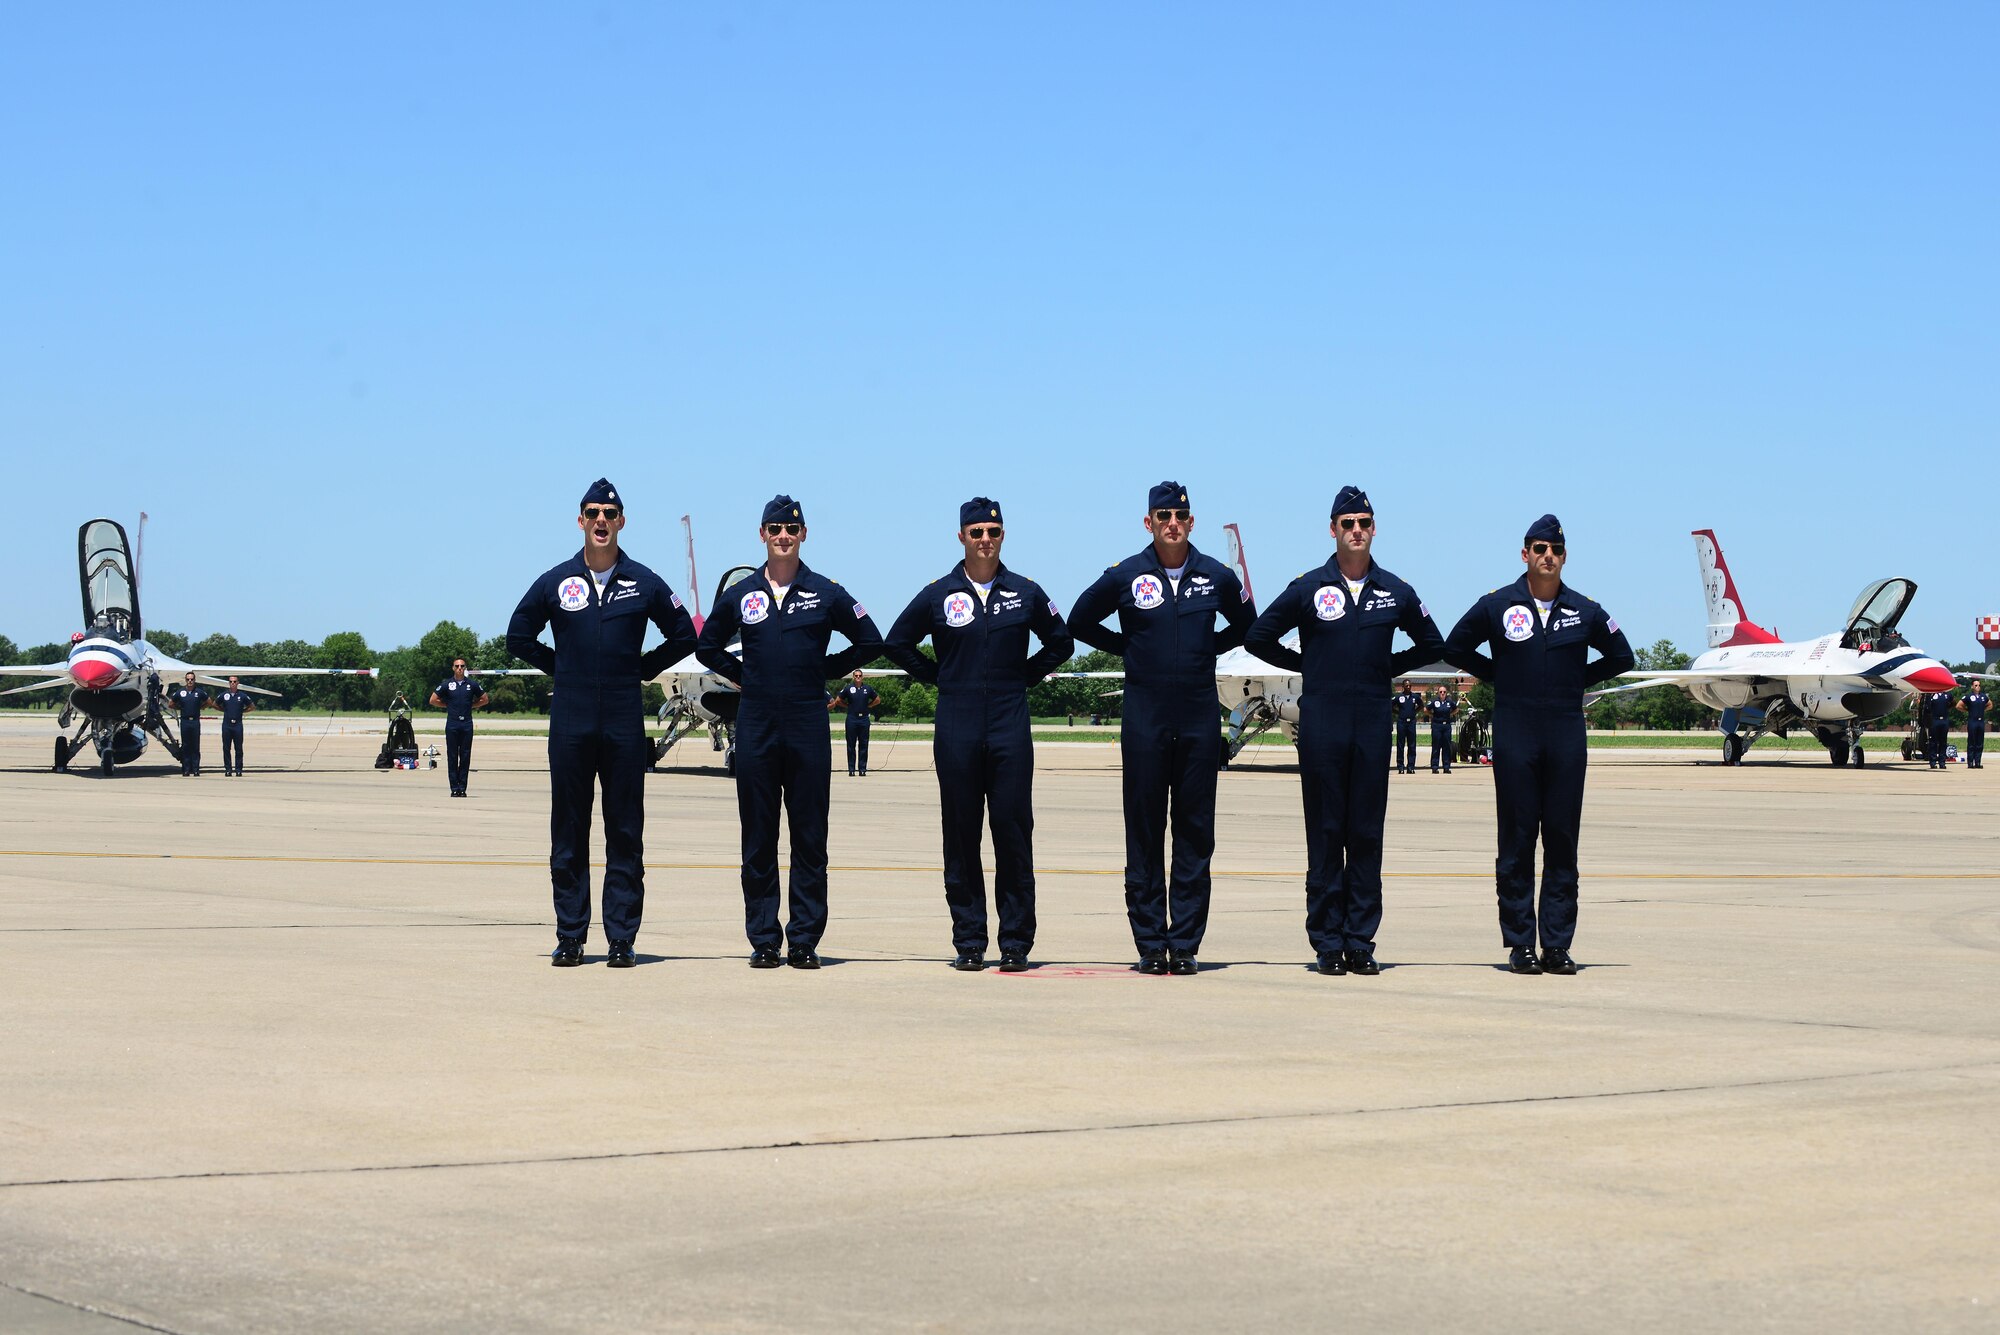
764,522,804,537
1338,516,1375,531
582,506,621,521
964,525,1003,540
1151,508,1192,523
1530,541,1566,556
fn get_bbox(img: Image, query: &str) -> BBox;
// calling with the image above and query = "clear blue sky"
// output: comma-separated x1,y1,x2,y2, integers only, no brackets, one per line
4,3,1993,662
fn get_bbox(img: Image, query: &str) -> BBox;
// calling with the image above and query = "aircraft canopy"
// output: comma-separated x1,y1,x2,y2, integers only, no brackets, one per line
78,519,140,639
1843,577,1916,648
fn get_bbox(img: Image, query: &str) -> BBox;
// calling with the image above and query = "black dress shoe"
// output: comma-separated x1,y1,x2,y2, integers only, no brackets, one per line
1345,950,1380,975
1541,946,1578,974
998,953,1031,973
1316,952,1347,975
787,947,821,970
952,952,986,971
1168,954,1198,976
1509,945,1543,974
551,940,585,967
749,947,784,969
1135,954,1169,976
607,942,636,968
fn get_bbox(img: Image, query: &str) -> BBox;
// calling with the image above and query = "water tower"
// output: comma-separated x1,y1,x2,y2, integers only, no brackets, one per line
1979,616,2000,667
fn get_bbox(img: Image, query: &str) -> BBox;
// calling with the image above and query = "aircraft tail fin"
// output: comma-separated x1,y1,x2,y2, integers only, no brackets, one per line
1222,522,1255,607
1693,528,1779,648
680,514,704,635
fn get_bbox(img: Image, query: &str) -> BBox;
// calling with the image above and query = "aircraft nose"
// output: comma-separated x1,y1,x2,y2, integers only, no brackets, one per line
70,659,118,690
1906,664,1958,693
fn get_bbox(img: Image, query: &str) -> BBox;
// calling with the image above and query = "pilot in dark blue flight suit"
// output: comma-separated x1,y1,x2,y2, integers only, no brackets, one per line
697,495,883,970
830,671,880,776
1392,683,1422,773
429,657,489,796
507,479,698,969
1443,514,1634,975
1924,689,1954,769
885,496,1075,973
1070,482,1255,976
1246,486,1445,976
1961,684,1989,769
1428,687,1458,773
169,673,208,776
215,676,255,777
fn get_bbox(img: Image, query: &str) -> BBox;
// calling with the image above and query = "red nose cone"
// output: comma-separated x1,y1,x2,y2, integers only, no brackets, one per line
71,659,119,690
1907,665,1958,694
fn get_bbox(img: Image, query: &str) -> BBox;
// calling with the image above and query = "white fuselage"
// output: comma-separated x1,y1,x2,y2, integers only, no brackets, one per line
1684,636,1949,722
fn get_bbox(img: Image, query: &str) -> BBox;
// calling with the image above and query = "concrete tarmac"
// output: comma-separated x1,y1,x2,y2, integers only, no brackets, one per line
1,720,1995,1333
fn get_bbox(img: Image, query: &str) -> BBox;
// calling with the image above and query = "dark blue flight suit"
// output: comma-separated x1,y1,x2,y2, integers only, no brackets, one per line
507,553,697,951
1070,546,1254,961
1247,561,1443,964
1925,691,1954,768
1444,578,1634,954
1393,689,1421,773
169,686,208,775
1428,695,1457,773
434,677,485,794
697,565,883,955
835,681,880,775
886,564,1074,959
1964,690,1988,768
216,689,252,776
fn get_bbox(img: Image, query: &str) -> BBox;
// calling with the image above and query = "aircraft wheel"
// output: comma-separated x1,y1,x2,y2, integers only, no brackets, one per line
1853,743,1866,768
1722,734,1744,766
1900,738,1917,761
724,745,736,776
1829,739,1850,767
54,738,69,773
101,752,115,776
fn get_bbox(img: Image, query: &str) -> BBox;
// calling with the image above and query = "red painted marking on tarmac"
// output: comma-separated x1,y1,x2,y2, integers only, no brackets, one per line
994,967,1152,980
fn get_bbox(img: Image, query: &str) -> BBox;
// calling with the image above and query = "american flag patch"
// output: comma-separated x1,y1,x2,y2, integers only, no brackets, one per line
1048,600,1059,616
1607,617,1619,634
670,593,682,608
1240,588,1250,602
1419,601,1429,618
853,604,866,618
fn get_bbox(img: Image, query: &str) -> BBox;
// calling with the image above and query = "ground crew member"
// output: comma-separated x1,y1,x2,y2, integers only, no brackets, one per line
429,657,489,796
1246,486,1445,976
1392,682,1422,773
1428,685,1457,773
697,495,883,970
885,496,1075,973
1070,481,1255,977
1924,689,1954,769
169,671,208,777
213,675,255,777
1960,682,1988,769
1443,514,1634,975
829,670,880,776
507,479,698,969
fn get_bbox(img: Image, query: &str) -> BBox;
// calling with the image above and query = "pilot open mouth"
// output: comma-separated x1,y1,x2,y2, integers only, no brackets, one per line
591,523,611,542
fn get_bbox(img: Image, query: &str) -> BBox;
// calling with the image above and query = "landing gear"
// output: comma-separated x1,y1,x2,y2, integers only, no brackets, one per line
54,737,69,773
1853,742,1866,768
1828,738,1850,767
101,751,115,776
1722,733,1745,766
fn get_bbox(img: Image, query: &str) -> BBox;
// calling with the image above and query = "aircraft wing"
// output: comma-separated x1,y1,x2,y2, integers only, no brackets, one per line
180,665,376,678
0,661,69,676
192,676,283,697
0,676,73,697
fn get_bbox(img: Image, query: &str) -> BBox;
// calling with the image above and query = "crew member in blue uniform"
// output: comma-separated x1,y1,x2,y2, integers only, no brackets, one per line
1246,486,1445,976
507,479,698,969
1428,685,1458,773
1960,682,1989,769
1392,682,1422,773
213,675,255,777
1070,482,1255,976
697,495,883,970
169,672,208,776
1923,689,1954,769
1443,514,1634,975
829,670,880,776
429,657,489,796
885,496,1075,973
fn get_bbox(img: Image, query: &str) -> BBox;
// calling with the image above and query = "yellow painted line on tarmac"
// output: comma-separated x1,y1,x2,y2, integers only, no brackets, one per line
0,849,1995,881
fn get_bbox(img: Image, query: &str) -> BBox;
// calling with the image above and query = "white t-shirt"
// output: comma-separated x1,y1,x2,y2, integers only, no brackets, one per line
770,579,791,608
589,563,618,602
1164,562,1186,596
1534,597,1553,626
970,577,993,605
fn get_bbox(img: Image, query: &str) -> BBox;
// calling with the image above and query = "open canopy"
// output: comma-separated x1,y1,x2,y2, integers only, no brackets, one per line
1843,577,1916,648
78,519,139,640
